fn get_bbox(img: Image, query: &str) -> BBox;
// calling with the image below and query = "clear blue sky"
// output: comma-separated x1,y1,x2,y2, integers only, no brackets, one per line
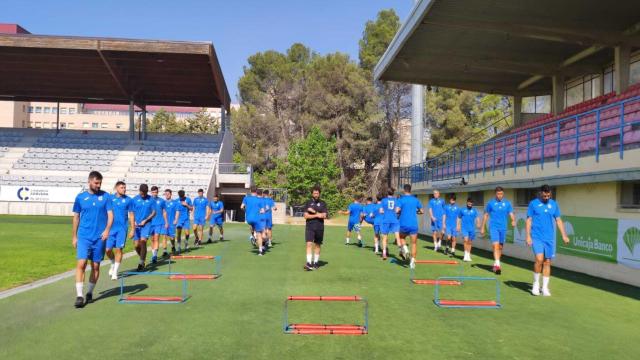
2,0,413,104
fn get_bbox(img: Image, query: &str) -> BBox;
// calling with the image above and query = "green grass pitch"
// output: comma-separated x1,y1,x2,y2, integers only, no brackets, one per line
0,215,639,359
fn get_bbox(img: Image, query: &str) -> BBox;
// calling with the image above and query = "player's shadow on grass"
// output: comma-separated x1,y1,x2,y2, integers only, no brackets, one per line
316,260,329,268
471,263,495,274
389,256,408,268
94,284,148,302
504,280,533,295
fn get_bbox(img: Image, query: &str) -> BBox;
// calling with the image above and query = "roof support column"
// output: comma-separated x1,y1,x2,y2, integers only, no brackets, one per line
220,108,226,133
141,105,147,141
55,101,60,135
552,75,565,115
614,45,631,94
128,100,135,141
411,84,424,164
512,96,522,127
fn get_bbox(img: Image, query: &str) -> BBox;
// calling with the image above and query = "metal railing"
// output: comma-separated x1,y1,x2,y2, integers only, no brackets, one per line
218,163,252,175
400,94,640,185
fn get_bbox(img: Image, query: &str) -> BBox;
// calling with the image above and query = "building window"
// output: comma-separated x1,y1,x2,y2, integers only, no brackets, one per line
52,107,58,114
60,122,66,129
35,107,42,113
101,123,108,128
22,105,26,112
116,123,123,129
620,181,640,209
469,191,484,206
69,108,76,114
565,74,601,108
44,107,51,114
43,122,49,128
516,187,556,207
82,122,89,128
22,121,26,127
28,106,33,113
67,122,74,128
522,95,551,114
92,122,99,128
631,59,640,86
603,66,614,94
60,108,68,114
34,122,41,128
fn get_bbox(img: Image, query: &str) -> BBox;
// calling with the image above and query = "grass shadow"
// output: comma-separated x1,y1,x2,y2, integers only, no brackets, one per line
504,280,534,295
94,283,148,302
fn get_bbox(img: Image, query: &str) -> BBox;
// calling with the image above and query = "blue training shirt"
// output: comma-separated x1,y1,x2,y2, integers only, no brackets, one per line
176,197,192,222
527,198,561,242
347,202,363,224
398,194,423,228
373,203,383,226
110,194,133,232
485,198,513,231
73,190,112,240
363,203,376,224
380,196,400,224
165,199,178,225
429,197,445,219
264,198,275,219
131,194,154,224
242,194,262,222
444,203,460,230
458,207,478,233
150,196,166,226
209,200,224,219
193,196,209,220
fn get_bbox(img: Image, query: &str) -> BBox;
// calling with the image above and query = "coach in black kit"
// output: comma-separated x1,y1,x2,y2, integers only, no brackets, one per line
303,185,328,271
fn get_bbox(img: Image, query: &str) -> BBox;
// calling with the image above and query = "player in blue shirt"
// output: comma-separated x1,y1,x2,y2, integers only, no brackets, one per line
241,186,266,256
192,189,209,246
526,185,569,296
361,197,376,249
398,184,424,269
106,180,133,281
175,190,193,252
480,186,516,275
131,184,156,271
163,189,179,255
428,190,446,252
441,194,460,257
72,171,113,308
262,189,277,247
372,196,384,254
149,186,168,263
379,188,401,261
206,193,225,243
340,195,364,247
457,197,479,262
256,189,271,248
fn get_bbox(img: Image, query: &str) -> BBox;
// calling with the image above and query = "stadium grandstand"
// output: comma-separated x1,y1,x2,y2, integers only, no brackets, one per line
374,0,640,287
0,26,255,220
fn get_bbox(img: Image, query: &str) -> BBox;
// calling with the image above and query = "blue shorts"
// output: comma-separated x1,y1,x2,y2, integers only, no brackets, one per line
490,228,507,244
381,223,400,234
248,219,265,232
373,224,381,235
176,218,190,229
134,223,151,240
532,239,555,259
461,229,476,240
445,227,458,237
166,224,176,238
77,237,106,262
150,224,166,236
106,229,127,249
431,218,443,232
348,221,361,232
400,225,418,235
210,216,224,226
265,217,273,229
193,217,206,226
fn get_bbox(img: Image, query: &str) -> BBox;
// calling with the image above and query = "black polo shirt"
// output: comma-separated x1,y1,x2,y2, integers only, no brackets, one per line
304,198,327,228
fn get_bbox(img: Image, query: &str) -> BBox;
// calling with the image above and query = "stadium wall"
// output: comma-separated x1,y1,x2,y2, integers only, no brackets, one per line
417,182,640,287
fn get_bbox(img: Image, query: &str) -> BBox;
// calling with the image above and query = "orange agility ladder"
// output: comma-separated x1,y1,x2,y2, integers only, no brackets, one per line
283,296,369,335
410,259,462,285
168,255,221,280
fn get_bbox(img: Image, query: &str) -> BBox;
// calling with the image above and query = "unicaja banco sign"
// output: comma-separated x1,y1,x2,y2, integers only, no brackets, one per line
557,216,617,263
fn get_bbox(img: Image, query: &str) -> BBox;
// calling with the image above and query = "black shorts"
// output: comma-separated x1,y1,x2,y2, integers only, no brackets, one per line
305,226,324,245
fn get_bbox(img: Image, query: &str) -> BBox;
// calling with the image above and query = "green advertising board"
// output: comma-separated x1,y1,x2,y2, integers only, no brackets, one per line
557,216,618,263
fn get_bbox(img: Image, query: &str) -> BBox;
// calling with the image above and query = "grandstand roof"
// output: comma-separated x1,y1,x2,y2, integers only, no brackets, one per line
374,0,640,96
0,31,230,111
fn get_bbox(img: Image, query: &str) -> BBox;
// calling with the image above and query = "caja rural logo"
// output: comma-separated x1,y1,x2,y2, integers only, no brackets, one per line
623,227,640,255
16,187,30,201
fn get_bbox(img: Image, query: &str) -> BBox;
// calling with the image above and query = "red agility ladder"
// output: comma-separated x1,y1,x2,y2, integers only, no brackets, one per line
169,274,218,280
284,296,369,335
411,279,462,285
123,296,183,303
170,255,215,260
414,259,459,265
437,299,498,307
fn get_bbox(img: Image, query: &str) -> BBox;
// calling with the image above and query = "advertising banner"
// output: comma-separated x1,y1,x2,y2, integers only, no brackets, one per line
0,185,81,203
617,219,640,269
557,216,618,263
